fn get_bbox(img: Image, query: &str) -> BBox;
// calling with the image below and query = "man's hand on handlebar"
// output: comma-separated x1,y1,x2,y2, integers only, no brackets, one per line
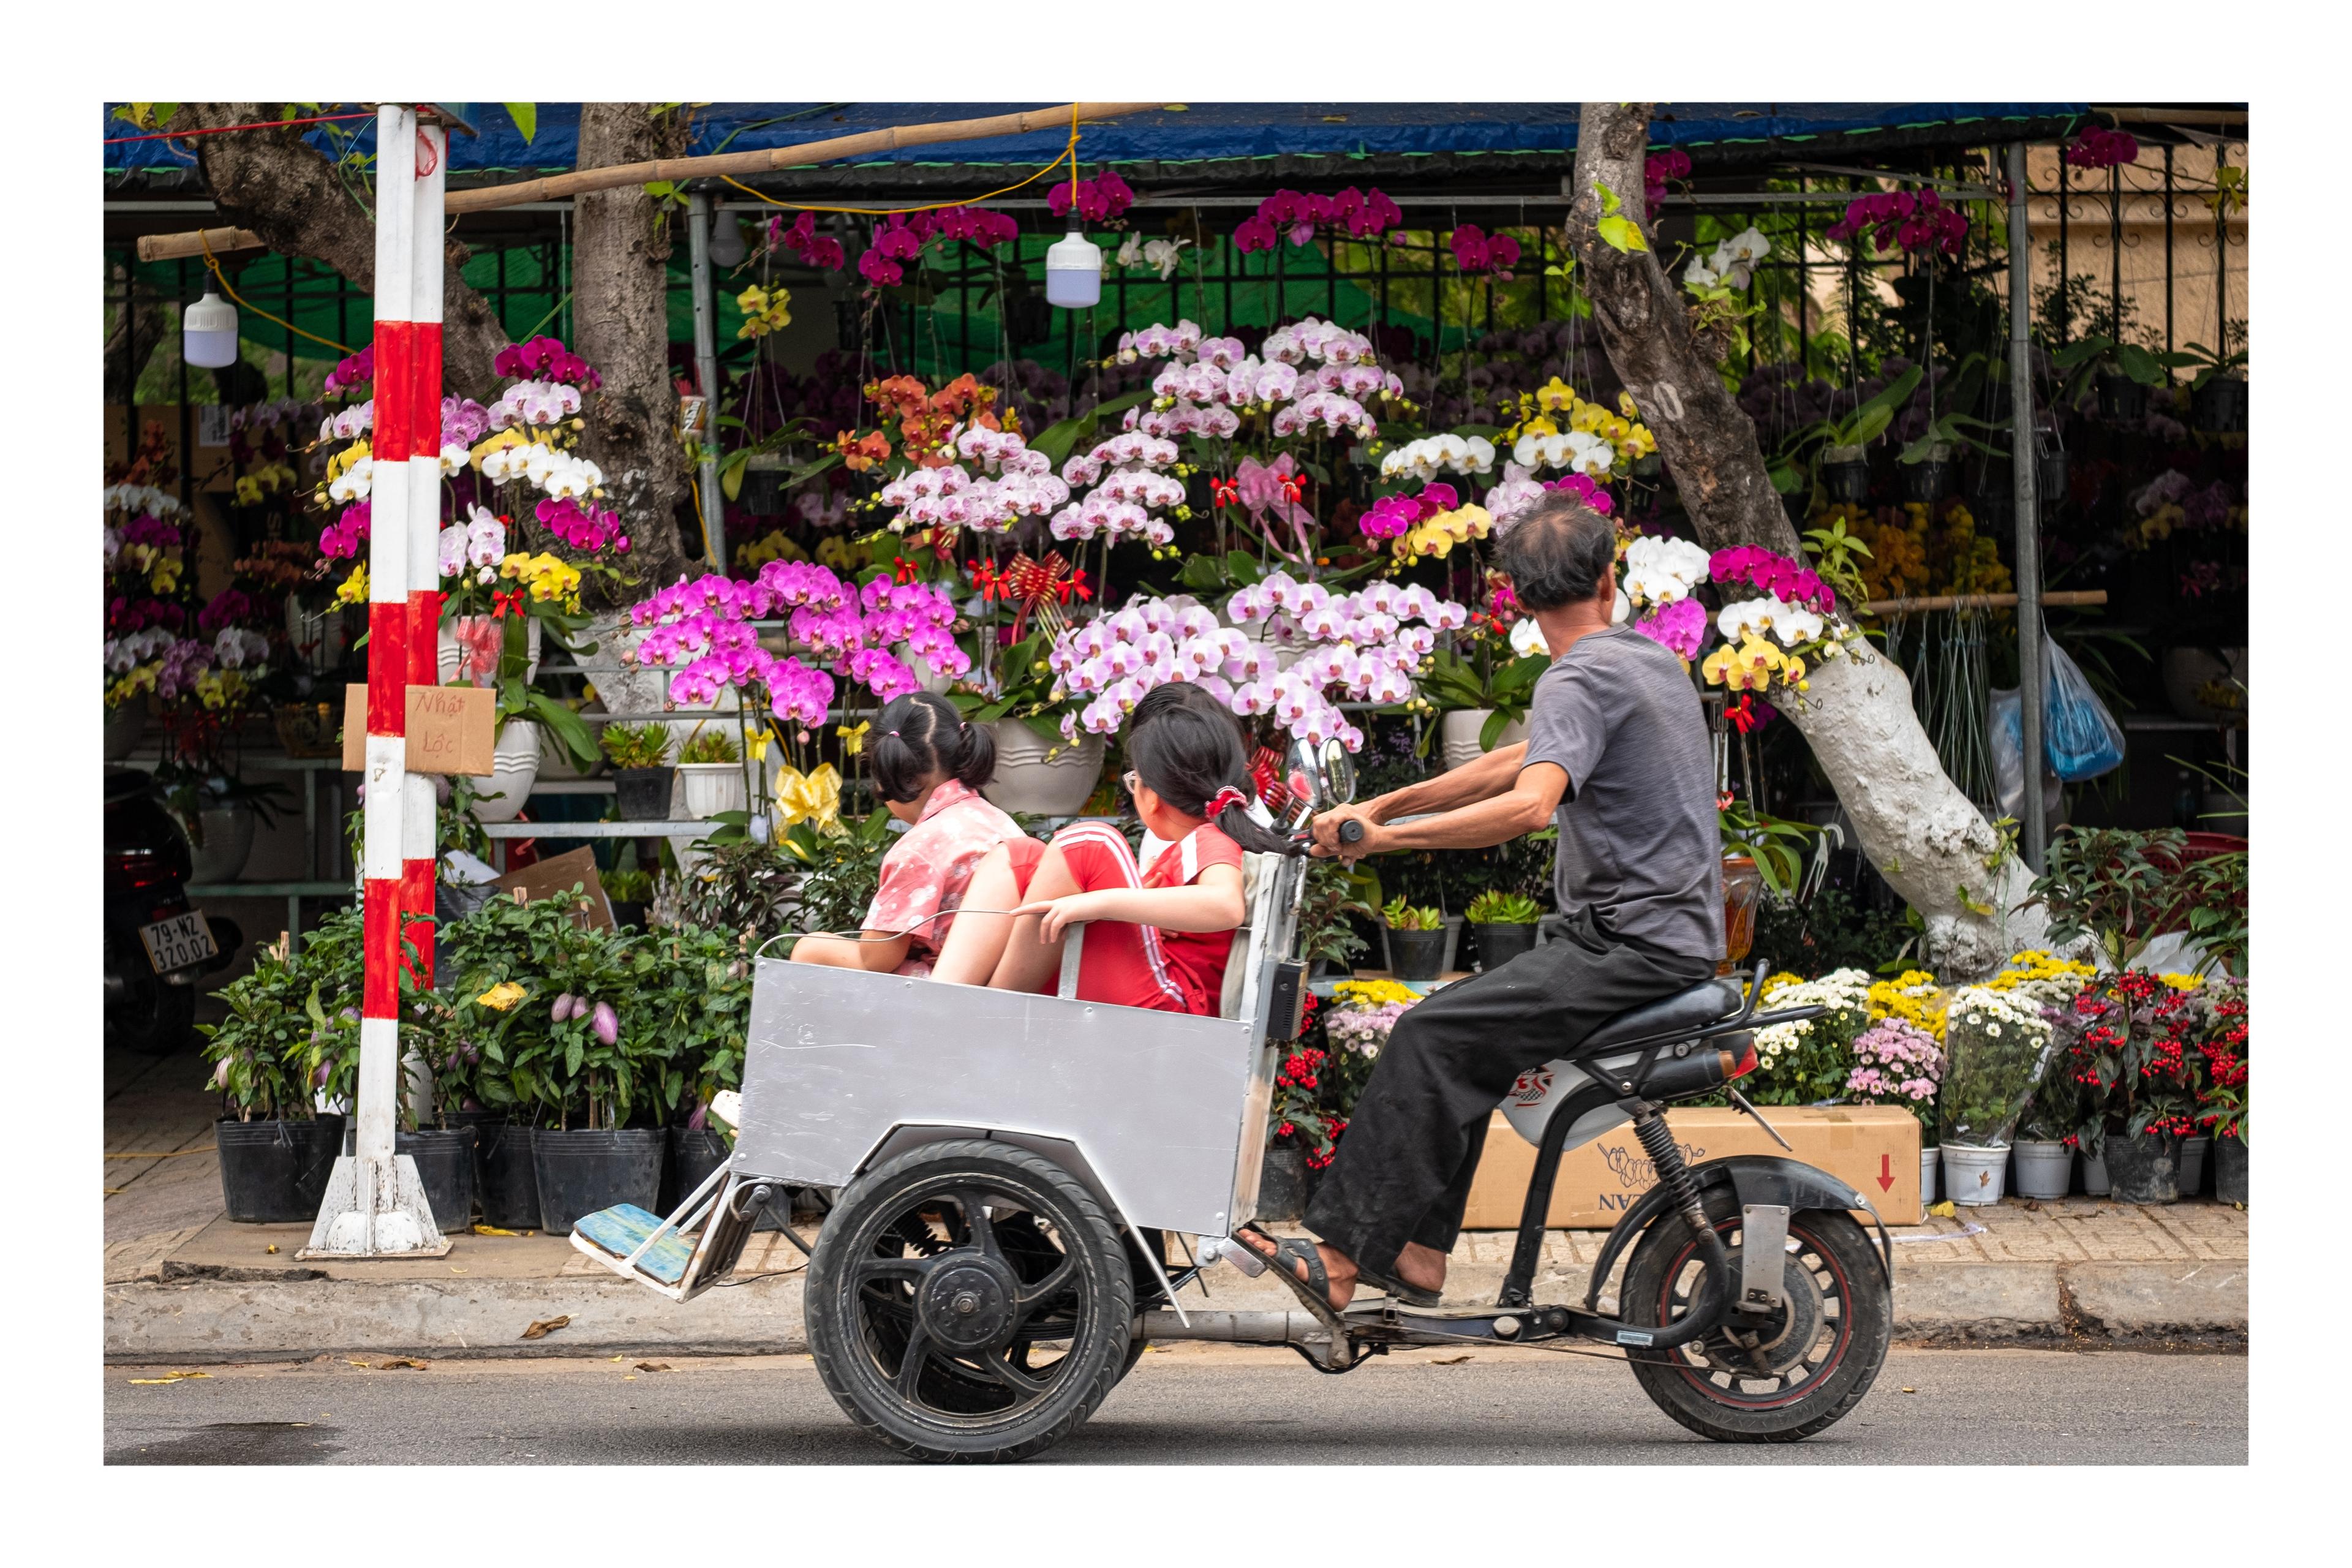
1310,802,1381,861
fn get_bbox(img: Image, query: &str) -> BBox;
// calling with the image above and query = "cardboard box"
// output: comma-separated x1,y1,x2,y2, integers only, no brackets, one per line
490,846,615,932
1461,1105,1923,1230
341,684,497,775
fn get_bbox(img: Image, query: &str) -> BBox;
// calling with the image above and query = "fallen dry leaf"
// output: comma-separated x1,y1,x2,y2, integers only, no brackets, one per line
1432,1354,1473,1365
608,1354,625,1363
635,1362,673,1373
346,1359,372,1368
449,1267,468,1275
474,1224,534,1237
519,1314,571,1341
377,1358,429,1371
622,1376,637,1382
1901,1386,1917,1393
127,1371,213,1385
265,1245,280,1254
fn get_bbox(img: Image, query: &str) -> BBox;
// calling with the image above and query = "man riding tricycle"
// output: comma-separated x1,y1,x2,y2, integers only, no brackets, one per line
569,495,1893,1461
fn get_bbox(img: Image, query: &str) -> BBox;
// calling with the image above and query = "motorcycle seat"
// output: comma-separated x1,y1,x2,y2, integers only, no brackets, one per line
1575,976,1745,1055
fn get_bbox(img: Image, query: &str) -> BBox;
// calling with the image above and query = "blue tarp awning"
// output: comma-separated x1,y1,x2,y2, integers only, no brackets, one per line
107,102,2092,176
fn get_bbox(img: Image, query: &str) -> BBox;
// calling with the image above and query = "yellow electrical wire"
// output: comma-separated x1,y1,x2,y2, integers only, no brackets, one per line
200,230,361,356
719,104,1085,221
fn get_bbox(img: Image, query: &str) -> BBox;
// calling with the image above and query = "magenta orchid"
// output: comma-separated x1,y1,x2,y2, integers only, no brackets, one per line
771,211,846,271
494,336,602,389
1631,596,1709,661
1047,171,1134,224
1643,148,1692,222
1824,189,1968,258
1708,545,1836,612
1232,186,1401,252
2064,127,2139,172
1448,224,1521,276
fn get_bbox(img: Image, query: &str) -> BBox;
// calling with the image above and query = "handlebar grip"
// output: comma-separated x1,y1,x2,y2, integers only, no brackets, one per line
1337,818,1366,845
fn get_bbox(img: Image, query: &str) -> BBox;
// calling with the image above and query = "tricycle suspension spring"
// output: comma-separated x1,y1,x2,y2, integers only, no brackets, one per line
1633,1107,1711,1244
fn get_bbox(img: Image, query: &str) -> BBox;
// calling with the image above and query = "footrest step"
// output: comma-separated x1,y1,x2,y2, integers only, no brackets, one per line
571,1204,696,1286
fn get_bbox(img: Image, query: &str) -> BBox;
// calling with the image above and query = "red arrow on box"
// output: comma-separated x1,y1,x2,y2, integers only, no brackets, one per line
1877,1153,1896,1193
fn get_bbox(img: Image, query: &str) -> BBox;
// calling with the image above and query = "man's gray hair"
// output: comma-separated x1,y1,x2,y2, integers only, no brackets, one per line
1494,491,1616,611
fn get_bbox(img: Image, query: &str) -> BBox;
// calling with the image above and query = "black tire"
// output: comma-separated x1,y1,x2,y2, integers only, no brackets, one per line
805,1139,1134,1463
1619,1184,1890,1443
108,948,196,1057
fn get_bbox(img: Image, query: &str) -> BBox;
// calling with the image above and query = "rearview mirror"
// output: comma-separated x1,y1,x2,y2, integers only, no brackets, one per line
1282,735,1357,827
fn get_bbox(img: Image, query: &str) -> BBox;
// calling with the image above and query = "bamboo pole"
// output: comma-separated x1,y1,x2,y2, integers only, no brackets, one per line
1858,589,2106,616
135,102,1163,262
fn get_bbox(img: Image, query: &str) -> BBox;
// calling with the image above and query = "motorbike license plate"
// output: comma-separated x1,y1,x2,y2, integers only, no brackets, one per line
139,911,219,974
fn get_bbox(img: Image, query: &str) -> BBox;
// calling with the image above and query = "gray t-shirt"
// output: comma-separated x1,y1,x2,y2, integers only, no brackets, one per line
1522,625,1725,962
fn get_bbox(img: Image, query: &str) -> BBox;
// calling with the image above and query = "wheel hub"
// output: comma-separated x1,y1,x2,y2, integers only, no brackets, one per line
1711,1245,1826,1376
918,1256,1019,1352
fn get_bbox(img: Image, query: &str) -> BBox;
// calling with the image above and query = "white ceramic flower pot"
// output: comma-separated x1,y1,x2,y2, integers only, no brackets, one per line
1439,708,1530,771
2012,1139,2073,1201
440,616,541,688
466,719,542,823
677,761,749,820
1942,1142,2010,1207
1919,1145,1940,1206
981,723,1106,818
2160,646,2246,725
537,705,605,780
184,802,256,884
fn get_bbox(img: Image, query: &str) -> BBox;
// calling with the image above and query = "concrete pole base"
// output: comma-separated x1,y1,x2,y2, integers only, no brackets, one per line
298,1153,453,1259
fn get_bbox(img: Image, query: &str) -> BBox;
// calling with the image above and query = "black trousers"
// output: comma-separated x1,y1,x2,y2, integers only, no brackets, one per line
1303,909,1716,1275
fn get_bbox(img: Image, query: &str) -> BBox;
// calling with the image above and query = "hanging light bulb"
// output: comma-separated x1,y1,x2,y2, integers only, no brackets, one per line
1044,216,1102,310
183,287,239,369
707,211,748,268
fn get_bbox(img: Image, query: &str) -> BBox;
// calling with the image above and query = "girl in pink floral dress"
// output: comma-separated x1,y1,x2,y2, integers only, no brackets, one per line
790,692,1032,979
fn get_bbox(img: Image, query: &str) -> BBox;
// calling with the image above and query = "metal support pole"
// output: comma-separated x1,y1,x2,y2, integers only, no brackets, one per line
303,102,451,1261
687,192,728,569
2008,143,2046,873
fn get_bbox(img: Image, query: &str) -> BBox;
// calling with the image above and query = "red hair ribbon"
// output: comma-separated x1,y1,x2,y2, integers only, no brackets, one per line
1204,785,1250,818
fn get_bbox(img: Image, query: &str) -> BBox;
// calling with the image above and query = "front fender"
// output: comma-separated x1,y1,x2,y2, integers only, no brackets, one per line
1582,1155,1894,1311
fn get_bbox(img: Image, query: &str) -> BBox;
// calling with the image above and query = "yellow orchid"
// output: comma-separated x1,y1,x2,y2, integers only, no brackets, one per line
334,563,371,605
501,552,581,606
736,282,793,341
739,529,807,568
476,980,527,1011
148,557,183,595
1535,377,1578,413
470,427,526,470
325,439,371,481
1702,633,1787,692
774,763,843,832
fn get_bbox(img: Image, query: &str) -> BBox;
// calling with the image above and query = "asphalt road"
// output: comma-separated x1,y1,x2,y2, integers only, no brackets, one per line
105,1343,2245,1464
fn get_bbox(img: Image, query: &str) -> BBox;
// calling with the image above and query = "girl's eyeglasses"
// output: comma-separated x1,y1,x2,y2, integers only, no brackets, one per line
1120,769,1142,797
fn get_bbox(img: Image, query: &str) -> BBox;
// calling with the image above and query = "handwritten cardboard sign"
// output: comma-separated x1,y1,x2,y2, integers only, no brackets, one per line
342,684,498,775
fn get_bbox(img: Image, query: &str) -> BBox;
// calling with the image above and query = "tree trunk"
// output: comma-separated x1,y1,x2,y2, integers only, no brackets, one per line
181,104,508,402
1567,101,2044,975
568,104,696,606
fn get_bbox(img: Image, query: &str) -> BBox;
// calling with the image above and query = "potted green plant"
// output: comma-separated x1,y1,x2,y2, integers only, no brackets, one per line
1415,645,1545,770
2064,971,2236,1205
2180,339,2248,432
1381,897,1447,982
675,724,748,821
1774,363,1923,504
953,628,1105,818
198,921,361,1223
603,865,654,932
1294,859,1374,978
2199,981,2248,1205
1464,889,1542,971
603,722,677,822
1937,986,2057,1205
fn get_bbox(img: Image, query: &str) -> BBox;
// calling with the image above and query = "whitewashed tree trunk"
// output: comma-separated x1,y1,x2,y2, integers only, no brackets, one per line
1566,100,2045,978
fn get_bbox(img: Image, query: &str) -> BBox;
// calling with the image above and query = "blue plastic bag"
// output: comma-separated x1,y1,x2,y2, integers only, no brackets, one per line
2040,635,2125,782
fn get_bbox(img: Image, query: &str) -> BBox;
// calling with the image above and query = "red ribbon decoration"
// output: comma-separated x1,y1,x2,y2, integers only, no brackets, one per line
1210,477,1240,509
1278,475,1307,506
491,589,526,618
1725,694,1760,734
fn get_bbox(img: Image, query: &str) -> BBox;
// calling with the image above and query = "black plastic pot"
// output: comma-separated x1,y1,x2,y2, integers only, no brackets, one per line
2095,374,2147,423
475,1121,541,1230
1821,460,1871,505
613,767,675,822
1899,458,1952,504
609,899,647,932
2214,1135,2247,1205
2037,450,2070,510
216,1115,345,1224
1385,925,1448,982
662,1123,783,1231
1257,1143,1308,1223
395,1126,477,1234
738,466,789,517
533,1126,665,1235
1471,922,1540,971
2192,375,2247,434
2104,1129,2181,1204
450,1108,505,1218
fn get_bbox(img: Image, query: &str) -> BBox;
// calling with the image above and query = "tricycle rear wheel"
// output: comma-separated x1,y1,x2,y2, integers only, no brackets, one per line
1618,1185,1890,1442
805,1138,1134,1463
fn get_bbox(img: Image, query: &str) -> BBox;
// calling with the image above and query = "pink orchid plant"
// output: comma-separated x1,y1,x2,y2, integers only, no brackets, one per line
1048,171,1135,225
1232,186,1401,252
770,212,846,272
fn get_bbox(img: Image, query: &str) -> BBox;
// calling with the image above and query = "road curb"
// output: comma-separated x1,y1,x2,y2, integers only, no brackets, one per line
104,1255,2246,1363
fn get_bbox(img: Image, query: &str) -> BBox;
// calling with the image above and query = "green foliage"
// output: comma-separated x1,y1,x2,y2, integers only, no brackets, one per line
502,103,537,144
1295,858,1374,968
1749,888,1918,978
677,726,741,765
198,909,405,1123
2026,826,2220,971
1719,801,1819,899
782,809,895,938
1415,648,1546,734
601,722,674,770
1464,889,1541,925
625,925,757,1120
603,866,655,903
1939,991,2056,1147
1381,896,1442,932
660,837,806,940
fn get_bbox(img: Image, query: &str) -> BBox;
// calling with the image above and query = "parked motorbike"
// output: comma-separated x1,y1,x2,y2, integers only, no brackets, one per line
104,769,241,1055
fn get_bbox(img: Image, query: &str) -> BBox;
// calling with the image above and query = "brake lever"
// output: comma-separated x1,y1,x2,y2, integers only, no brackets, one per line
1727,1087,1795,1152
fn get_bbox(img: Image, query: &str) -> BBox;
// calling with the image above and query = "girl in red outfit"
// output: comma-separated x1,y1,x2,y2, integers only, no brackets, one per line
936,691,1294,1012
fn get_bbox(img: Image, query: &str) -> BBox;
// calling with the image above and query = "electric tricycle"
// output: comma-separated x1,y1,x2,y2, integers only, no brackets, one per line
568,741,1893,1461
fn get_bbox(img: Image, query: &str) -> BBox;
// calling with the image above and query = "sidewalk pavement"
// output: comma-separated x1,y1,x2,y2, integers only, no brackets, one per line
105,1047,2246,1361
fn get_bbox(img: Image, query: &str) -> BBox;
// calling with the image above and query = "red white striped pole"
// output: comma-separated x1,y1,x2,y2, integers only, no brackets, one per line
403,119,447,987
304,104,449,1257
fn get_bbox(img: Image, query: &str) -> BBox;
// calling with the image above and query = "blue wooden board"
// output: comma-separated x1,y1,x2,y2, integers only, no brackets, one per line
573,1204,696,1286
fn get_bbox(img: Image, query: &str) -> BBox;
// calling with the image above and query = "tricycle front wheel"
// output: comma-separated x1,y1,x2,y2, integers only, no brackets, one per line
805,1138,1135,1463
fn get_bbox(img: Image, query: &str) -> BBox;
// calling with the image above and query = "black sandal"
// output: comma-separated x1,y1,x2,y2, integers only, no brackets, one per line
1235,1225,1344,1314
1355,1264,1442,1310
